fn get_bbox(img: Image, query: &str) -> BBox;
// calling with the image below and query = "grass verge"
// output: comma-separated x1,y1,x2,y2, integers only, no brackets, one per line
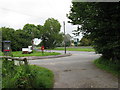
2,59,54,88
93,57,119,76
11,51,60,57
52,47,95,52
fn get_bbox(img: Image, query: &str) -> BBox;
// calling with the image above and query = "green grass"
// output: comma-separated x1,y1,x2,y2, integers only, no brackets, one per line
2,59,54,88
0,59,2,89
27,65,54,88
94,57,119,76
52,47,95,52
11,51,60,57
0,51,2,55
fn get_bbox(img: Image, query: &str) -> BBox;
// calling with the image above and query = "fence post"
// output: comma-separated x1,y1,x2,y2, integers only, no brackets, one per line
23,58,28,65
5,58,7,60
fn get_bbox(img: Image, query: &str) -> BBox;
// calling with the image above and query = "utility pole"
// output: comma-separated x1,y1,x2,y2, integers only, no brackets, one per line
63,21,66,54
32,28,35,51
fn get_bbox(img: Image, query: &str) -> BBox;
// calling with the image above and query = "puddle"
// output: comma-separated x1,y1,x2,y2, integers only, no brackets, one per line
63,69,71,72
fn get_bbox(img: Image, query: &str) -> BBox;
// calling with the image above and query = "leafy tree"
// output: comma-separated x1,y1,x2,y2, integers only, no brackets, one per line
14,29,32,51
1,27,32,51
23,24,42,38
36,25,43,38
22,24,43,49
41,18,63,48
2,27,15,41
1,18,64,51
79,35,92,46
1,27,16,51
68,2,120,61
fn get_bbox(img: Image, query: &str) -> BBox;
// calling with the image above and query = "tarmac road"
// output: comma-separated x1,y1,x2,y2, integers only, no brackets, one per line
28,51,118,88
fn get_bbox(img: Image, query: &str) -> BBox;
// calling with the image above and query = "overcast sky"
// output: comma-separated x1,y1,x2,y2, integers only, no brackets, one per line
0,0,82,39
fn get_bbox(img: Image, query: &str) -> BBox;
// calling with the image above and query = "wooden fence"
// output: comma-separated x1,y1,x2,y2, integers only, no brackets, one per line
1,56,28,65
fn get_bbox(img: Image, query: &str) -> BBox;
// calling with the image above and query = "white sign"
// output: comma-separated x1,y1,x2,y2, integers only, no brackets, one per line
22,48,28,51
22,46,32,53
28,46,32,52
33,38,42,45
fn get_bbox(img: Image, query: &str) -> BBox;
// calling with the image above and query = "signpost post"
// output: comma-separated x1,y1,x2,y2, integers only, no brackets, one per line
63,21,66,54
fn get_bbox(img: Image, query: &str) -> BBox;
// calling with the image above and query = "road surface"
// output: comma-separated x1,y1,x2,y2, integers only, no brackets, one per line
28,51,118,88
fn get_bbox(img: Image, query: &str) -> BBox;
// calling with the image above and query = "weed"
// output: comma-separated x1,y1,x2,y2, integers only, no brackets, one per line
2,59,54,88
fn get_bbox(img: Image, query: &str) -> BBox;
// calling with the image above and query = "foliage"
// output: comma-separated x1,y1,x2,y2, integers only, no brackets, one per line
79,35,92,46
23,24,42,38
1,27,16,51
94,57,120,76
41,18,63,49
1,18,63,51
14,29,32,51
1,27,33,51
68,2,120,61
2,59,54,88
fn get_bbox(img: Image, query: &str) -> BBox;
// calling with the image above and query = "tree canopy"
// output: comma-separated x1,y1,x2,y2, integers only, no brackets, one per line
68,2,120,61
1,18,63,51
79,35,92,46
41,18,63,48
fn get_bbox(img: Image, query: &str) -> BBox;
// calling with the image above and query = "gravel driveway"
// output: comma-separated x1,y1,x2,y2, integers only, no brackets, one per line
28,51,118,88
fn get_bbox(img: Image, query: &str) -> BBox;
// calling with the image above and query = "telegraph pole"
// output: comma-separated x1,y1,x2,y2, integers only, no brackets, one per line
63,21,66,54
32,32,34,51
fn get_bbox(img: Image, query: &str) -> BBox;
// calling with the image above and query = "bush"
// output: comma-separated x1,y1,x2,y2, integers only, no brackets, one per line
79,35,92,46
2,59,54,88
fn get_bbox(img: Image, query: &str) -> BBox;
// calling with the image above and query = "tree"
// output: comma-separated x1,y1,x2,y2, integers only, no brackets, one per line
14,29,32,51
23,24,42,39
68,2,120,61
1,27,16,51
1,18,64,51
41,18,63,48
1,26,39,51
36,25,43,38
79,35,92,46
22,24,43,49
1,27,32,51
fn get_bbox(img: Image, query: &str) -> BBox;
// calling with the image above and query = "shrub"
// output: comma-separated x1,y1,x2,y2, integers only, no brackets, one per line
2,59,54,88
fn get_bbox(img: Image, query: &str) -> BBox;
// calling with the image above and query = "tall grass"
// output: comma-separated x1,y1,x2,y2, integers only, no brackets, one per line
2,59,54,88
94,57,120,76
